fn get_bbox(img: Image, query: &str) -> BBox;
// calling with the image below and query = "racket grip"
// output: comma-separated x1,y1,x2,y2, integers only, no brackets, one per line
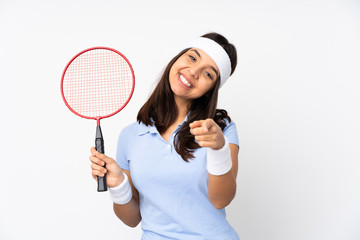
95,125,107,192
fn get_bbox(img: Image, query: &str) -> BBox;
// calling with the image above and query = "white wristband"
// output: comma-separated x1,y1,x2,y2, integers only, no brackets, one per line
109,173,133,205
207,136,232,175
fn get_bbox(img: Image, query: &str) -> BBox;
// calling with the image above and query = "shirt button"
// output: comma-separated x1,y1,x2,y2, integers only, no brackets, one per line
167,144,171,148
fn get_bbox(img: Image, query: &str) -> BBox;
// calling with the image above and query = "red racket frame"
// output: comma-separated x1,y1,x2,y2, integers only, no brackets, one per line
60,46,135,126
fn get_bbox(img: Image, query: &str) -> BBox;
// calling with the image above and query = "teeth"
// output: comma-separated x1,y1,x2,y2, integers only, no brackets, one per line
180,75,191,87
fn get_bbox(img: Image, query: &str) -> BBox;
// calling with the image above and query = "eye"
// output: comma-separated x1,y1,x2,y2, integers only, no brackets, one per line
188,55,196,61
205,71,213,80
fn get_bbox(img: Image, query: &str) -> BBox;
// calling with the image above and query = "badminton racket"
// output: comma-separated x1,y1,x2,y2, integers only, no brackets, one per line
61,47,135,192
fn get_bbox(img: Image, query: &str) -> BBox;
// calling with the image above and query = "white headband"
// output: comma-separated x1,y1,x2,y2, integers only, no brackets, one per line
184,37,231,88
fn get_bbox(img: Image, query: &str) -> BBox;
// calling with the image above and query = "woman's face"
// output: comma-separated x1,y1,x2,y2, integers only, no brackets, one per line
169,48,220,104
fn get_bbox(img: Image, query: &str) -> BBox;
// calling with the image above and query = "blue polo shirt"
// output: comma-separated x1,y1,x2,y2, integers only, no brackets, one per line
116,118,240,240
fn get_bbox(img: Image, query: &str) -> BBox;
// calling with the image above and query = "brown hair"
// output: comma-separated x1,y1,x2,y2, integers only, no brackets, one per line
137,32,237,161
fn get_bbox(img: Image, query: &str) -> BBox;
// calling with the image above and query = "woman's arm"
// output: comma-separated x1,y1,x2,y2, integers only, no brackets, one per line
90,148,141,227
112,170,141,227
189,119,238,209
207,144,238,209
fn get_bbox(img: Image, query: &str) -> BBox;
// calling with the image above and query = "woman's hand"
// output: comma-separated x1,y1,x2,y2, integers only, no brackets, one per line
189,118,225,150
89,147,125,188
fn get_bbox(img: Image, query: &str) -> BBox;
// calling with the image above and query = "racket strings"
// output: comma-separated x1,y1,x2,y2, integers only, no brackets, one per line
62,49,133,118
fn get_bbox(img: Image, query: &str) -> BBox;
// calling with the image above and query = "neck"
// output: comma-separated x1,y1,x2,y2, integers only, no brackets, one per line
174,95,190,124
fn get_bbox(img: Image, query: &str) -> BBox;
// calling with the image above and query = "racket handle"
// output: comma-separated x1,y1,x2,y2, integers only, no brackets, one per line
95,125,108,192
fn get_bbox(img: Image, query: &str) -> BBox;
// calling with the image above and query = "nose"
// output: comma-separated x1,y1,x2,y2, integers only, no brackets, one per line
188,66,200,79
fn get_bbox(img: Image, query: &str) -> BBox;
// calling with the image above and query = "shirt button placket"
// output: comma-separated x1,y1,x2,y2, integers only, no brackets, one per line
167,135,173,154
167,142,173,154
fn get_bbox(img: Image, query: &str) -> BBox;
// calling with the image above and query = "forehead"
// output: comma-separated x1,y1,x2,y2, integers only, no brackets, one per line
187,48,220,74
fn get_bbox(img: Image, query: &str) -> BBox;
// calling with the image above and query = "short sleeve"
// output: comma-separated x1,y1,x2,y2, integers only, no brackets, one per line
223,120,239,148
115,127,130,171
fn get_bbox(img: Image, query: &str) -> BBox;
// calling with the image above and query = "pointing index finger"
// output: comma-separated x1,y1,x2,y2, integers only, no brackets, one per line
202,119,215,132
189,119,214,135
189,120,203,129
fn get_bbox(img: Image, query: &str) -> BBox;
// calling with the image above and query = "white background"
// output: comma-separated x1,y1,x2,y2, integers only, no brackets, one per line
0,0,359,239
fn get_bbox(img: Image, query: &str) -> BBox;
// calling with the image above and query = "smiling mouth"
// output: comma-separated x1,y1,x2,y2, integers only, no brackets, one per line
179,74,192,88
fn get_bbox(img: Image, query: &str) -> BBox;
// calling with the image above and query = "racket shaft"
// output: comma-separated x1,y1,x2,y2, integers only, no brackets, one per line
95,126,107,192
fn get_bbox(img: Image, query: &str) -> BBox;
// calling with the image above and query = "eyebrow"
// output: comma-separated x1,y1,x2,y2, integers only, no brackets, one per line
190,49,219,78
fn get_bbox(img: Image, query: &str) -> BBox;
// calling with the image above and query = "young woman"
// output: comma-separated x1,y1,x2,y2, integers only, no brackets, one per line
90,32,240,240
